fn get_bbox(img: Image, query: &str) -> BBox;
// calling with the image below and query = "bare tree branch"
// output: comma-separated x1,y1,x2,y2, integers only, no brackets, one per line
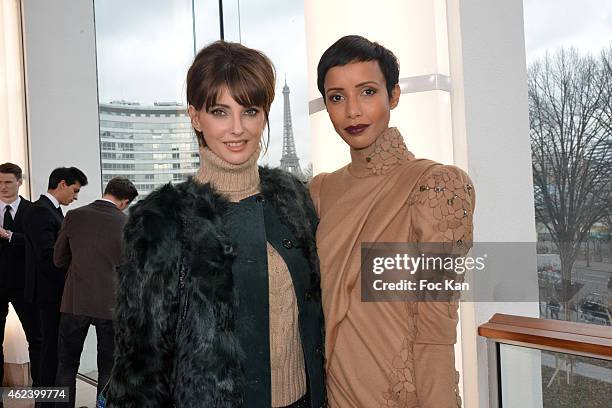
529,47,612,306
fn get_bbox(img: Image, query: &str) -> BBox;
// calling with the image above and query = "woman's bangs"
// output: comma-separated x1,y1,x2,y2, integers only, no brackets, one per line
227,68,269,109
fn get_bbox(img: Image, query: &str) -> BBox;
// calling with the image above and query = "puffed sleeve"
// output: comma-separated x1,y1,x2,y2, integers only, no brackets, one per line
408,165,475,251
407,165,475,408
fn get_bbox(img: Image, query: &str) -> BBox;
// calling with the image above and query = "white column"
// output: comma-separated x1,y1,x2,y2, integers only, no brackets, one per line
446,0,542,407
21,0,102,205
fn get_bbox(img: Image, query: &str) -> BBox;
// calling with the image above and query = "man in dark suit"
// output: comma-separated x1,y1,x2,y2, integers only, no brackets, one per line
0,163,42,389
54,177,137,408
22,167,88,398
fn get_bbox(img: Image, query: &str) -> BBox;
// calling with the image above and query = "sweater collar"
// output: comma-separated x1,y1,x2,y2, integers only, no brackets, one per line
195,146,260,202
348,127,414,178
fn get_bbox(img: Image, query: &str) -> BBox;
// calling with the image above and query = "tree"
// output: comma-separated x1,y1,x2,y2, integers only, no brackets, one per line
529,48,612,312
598,47,612,140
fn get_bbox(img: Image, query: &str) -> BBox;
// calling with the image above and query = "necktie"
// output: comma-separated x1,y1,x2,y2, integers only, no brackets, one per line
3,206,14,230
56,206,63,218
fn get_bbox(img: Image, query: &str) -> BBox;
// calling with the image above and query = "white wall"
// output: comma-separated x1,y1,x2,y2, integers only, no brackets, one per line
22,0,101,205
19,0,101,375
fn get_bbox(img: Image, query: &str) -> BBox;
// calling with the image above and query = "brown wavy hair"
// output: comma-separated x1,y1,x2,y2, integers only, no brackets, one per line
186,41,276,149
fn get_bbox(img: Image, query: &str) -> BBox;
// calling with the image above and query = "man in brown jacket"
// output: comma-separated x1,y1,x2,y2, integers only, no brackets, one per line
53,177,137,408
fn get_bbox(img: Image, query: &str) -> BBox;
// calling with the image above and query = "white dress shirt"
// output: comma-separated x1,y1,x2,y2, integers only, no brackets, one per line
0,196,21,241
43,192,60,209
99,198,117,207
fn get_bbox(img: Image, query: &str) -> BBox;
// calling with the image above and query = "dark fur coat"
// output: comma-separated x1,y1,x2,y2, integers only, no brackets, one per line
105,167,322,408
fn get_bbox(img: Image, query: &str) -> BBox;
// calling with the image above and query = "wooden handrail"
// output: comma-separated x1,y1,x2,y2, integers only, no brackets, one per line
478,313,612,359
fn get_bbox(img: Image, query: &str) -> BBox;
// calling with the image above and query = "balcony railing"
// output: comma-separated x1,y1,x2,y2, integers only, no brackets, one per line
479,314,612,407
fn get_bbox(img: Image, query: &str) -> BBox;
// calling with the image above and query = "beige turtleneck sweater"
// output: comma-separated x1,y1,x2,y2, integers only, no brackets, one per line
196,147,307,407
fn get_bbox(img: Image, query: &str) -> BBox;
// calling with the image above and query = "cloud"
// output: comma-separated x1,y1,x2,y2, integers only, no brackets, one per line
524,0,612,63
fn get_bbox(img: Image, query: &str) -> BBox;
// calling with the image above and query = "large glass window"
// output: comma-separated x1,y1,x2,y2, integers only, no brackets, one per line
500,344,611,407
220,0,313,178
95,0,200,198
523,0,612,327
522,0,612,403
95,0,313,202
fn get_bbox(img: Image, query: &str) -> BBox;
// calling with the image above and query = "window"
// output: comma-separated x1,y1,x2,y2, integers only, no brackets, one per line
117,143,133,151
221,0,312,179
95,0,200,200
523,0,612,327
521,2,612,405
102,163,135,170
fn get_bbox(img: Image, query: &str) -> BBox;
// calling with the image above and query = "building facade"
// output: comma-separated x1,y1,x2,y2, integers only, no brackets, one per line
99,101,199,198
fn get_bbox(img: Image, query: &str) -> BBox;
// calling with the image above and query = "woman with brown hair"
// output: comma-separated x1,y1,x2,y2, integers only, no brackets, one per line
104,41,325,408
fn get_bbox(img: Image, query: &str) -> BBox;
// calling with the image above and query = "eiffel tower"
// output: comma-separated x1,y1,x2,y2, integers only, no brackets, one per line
279,79,303,178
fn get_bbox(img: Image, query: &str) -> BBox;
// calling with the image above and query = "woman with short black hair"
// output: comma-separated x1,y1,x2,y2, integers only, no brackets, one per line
311,35,475,408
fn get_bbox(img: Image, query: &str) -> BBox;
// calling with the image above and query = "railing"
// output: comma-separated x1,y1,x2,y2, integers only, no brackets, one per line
478,314,612,408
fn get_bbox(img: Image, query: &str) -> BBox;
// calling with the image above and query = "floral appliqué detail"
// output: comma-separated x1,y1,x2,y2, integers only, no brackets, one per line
381,304,420,408
453,370,462,407
365,128,415,176
408,167,474,249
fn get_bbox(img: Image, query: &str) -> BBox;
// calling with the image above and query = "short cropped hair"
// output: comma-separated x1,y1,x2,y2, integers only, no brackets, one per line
48,167,88,190
104,177,138,202
317,35,400,99
187,40,276,147
0,163,23,180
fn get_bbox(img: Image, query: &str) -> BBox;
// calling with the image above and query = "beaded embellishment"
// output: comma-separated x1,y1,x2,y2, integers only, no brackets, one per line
408,167,474,247
453,370,462,407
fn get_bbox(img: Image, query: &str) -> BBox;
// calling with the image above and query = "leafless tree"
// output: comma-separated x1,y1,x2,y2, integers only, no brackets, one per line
529,47,612,311
599,46,612,139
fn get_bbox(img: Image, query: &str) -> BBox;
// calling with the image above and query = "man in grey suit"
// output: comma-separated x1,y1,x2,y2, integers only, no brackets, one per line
53,177,137,408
